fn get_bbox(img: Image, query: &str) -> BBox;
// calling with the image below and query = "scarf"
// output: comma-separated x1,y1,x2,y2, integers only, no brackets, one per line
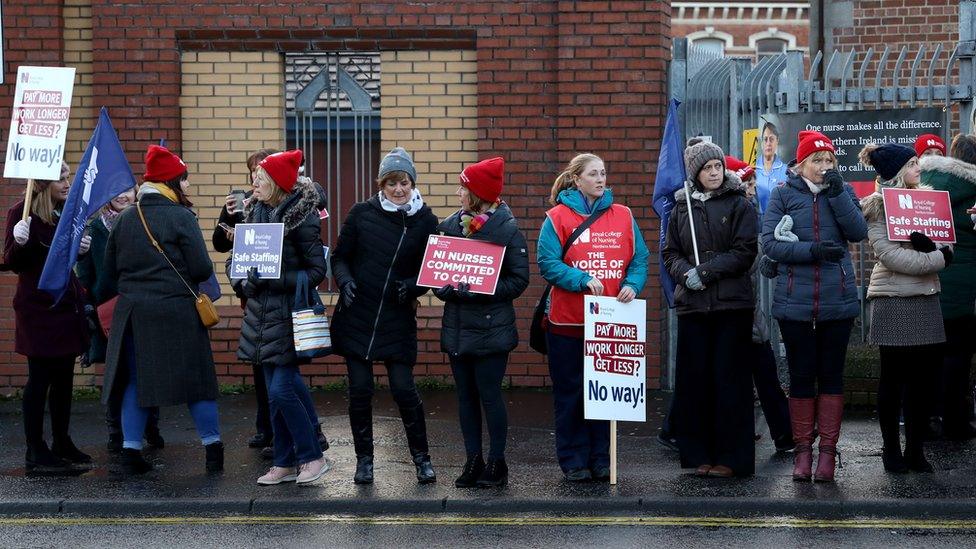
379,188,424,216
691,189,716,202
460,202,500,237
139,182,179,203
801,176,826,195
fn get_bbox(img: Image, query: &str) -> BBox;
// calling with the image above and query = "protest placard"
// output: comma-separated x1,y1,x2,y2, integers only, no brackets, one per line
416,235,506,295
583,296,647,423
230,223,285,279
4,66,76,181
882,187,955,243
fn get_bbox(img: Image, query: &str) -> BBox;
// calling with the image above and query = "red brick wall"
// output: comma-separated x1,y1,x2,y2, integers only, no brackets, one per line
832,0,957,51
0,1,671,392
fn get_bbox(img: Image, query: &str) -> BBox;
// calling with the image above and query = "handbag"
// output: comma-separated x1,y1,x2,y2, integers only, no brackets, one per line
136,202,221,328
96,296,119,338
529,207,609,355
292,270,332,360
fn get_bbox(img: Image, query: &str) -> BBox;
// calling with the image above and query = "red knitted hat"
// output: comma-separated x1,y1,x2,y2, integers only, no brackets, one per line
724,155,755,182
143,145,187,182
259,149,303,193
796,131,835,164
459,157,504,203
914,133,946,157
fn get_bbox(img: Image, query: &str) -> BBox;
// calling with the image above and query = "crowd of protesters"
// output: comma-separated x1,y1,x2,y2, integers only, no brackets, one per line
1,123,974,486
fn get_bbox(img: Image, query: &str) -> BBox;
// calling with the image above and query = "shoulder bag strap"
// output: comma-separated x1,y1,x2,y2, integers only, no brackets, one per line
136,202,200,299
541,205,610,299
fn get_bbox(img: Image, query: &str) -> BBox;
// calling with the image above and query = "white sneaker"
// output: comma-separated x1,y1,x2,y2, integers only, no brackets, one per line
257,466,298,485
296,457,330,485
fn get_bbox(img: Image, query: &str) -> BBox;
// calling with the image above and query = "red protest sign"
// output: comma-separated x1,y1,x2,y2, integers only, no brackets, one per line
882,188,955,243
417,235,506,295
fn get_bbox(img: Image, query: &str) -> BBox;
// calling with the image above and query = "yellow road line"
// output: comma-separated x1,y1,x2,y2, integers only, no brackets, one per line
0,516,974,530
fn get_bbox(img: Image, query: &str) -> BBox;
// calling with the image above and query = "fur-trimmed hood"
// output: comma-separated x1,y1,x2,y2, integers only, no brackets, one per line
244,176,321,232
920,154,976,188
860,183,934,222
674,170,746,202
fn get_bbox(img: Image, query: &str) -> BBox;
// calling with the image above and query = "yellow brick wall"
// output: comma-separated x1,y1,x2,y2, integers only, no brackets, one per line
379,50,478,221
180,51,286,304
62,0,96,167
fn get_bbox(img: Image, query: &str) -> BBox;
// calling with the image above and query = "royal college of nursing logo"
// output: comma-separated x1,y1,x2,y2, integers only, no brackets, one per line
589,301,600,315
244,228,256,245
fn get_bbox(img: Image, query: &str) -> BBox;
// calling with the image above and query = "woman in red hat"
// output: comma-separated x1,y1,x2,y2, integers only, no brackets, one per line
914,134,946,159
3,161,92,472
101,145,223,475
229,149,331,486
761,131,868,482
433,157,530,488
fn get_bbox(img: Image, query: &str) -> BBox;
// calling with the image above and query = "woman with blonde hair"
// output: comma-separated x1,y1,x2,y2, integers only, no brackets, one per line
859,143,950,473
3,162,92,472
537,153,648,481
761,131,868,483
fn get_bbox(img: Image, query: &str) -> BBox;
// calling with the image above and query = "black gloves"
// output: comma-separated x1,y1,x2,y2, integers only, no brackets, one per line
340,280,357,308
823,169,844,198
758,255,779,278
242,267,266,298
811,241,846,263
433,282,472,301
433,284,455,300
940,246,954,265
909,231,937,253
395,280,410,304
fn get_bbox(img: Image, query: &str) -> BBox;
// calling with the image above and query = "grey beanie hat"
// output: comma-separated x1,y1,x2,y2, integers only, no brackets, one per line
683,138,725,183
379,147,417,184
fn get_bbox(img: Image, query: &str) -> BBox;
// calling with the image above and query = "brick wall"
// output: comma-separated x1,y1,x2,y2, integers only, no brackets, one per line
0,1,672,394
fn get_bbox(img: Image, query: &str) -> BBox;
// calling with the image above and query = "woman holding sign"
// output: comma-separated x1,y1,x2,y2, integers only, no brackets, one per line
761,131,868,483
537,153,649,482
2,161,91,472
229,149,331,485
331,147,439,485
433,157,529,488
920,135,976,441
662,140,758,478
859,143,950,473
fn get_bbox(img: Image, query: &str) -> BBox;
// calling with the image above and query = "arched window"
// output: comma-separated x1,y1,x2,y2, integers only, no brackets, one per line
756,38,788,59
693,38,726,57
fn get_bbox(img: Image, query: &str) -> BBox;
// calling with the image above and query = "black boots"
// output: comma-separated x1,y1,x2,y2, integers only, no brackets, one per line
144,424,165,450
51,436,92,464
316,424,330,452
881,445,909,474
205,442,224,473
477,458,508,488
455,454,485,488
350,404,374,484
121,448,153,474
399,403,436,484
25,442,70,473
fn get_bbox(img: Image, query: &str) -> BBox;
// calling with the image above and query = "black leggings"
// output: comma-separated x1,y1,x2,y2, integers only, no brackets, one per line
345,356,422,410
450,353,509,460
23,356,76,444
878,345,940,452
779,319,853,398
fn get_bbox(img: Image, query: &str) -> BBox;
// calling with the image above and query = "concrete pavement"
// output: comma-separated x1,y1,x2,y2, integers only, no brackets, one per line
1,389,975,518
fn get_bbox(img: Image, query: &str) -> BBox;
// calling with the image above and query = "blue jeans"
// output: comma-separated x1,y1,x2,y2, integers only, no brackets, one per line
121,332,220,450
264,364,322,467
546,332,609,473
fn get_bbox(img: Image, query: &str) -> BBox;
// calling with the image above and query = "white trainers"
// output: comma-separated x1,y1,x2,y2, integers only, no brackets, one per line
296,457,330,485
257,466,298,485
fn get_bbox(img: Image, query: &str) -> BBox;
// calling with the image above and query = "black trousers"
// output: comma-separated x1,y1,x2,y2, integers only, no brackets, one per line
674,310,755,475
450,352,509,460
547,332,609,473
23,356,76,445
778,318,853,398
345,356,423,410
940,315,976,430
105,391,160,439
878,344,940,453
750,341,792,441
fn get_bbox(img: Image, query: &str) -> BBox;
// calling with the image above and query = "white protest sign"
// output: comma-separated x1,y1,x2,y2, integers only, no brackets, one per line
583,296,647,422
4,66,76,181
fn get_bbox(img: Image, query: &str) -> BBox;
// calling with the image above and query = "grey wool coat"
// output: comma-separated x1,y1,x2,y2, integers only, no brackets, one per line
101,192,218,407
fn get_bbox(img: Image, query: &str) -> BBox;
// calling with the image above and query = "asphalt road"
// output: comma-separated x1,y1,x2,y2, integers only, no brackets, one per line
0,513,975,548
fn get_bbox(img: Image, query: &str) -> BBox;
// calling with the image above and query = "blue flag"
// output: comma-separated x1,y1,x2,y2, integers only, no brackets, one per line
651,99,687,308
39,108,137,302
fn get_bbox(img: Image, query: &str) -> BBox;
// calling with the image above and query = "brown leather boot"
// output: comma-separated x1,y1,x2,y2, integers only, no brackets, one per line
814,394,844,482
788,397,815,481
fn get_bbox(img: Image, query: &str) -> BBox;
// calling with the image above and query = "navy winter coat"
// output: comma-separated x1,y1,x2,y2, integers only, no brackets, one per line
761,173,868,322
